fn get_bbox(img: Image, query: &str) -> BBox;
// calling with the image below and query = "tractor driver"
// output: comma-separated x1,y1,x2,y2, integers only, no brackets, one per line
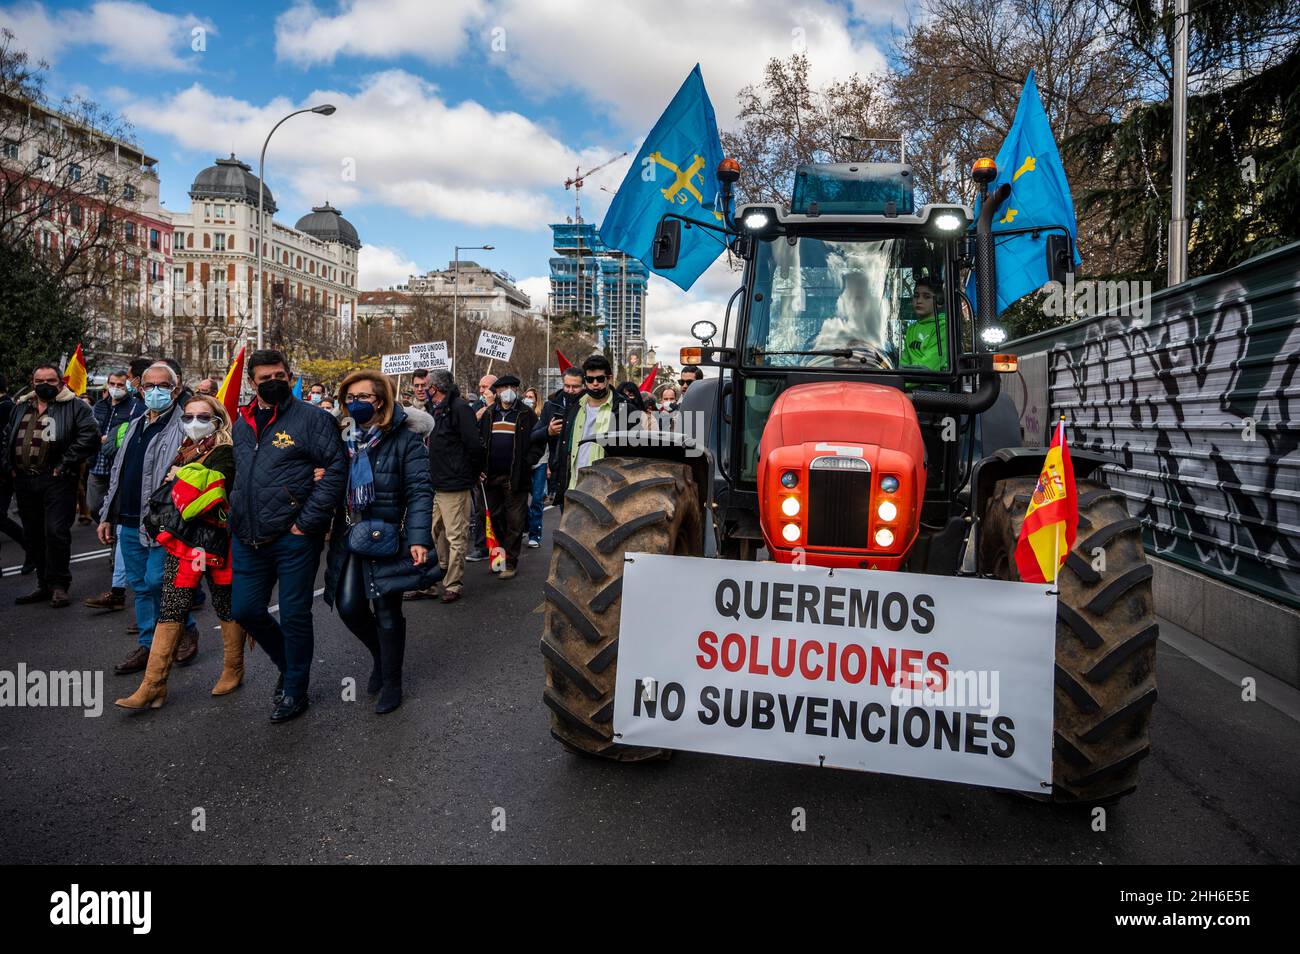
901,278,948,371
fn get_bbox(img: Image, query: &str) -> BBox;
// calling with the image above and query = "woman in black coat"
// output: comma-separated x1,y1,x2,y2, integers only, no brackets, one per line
323,370,440,713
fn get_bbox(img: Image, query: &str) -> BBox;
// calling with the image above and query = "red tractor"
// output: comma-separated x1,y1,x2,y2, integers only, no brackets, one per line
541,157,1156,803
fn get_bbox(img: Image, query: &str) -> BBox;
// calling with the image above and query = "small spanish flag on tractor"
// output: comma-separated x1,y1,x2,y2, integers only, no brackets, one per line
63,344,87,396
1014,417,1078,583
216,345,246,420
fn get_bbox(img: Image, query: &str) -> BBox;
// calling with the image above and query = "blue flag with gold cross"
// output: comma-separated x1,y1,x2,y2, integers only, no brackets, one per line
599,64,728,291
968,69,1082,315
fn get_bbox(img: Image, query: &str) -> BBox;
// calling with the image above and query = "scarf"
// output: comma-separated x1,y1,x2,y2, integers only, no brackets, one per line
346,425,383,512
173,434,219,468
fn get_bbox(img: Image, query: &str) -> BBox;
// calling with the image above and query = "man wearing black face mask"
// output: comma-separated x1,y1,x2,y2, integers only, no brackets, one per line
1,364,99,607
229,349,347,723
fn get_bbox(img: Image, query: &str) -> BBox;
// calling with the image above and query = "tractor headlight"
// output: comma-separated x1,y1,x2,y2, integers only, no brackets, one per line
780,470,799,489
877,500,897,522
782,522,801,543
880,475,899,493
874,527,895,548
781,496,800,517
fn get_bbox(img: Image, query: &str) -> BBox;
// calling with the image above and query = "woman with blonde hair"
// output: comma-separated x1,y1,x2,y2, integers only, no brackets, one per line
117,393,247,709
322,369,438,714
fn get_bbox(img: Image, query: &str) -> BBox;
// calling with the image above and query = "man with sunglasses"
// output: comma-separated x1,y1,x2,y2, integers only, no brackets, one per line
549,355,634,510
678,366,703,394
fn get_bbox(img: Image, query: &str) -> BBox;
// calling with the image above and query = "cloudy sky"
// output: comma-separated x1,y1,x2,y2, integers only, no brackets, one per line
2,0,908,359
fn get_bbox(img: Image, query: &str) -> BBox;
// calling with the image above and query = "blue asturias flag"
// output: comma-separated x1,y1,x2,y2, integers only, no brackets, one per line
599,64,728,292
291,376,302,399
969,69,1083,315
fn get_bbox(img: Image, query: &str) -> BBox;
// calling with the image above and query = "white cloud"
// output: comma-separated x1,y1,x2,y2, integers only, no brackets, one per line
358,244,419,289
0,1,213,71
645,258,744,367
275,0,483,67
267,0,887,132
517,274,550,312
124,70,602,230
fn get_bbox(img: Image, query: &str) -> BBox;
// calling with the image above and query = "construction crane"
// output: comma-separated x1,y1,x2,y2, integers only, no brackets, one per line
564,152,626,224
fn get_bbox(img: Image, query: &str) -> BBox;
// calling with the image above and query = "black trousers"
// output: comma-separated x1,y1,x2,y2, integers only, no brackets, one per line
335,555,406,689
0,483,26,550
13,471,78,590
469,482,488,555
483,474,527,569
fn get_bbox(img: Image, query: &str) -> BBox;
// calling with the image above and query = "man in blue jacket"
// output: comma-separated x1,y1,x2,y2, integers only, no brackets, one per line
230,349,347,723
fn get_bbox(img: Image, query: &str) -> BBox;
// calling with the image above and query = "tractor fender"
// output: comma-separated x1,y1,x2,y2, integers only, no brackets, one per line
969,446,1119,574
588,430,718,557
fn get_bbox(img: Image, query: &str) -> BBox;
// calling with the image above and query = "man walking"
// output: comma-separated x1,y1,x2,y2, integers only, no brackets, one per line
534,367,585,501
477,375,539,580
83,370,143,612
229,350,346,723
1,364,99,607
411,369,482,603
96,362,192,674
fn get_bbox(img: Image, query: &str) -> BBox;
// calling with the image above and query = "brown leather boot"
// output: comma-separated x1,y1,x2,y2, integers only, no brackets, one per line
211,620,246,695
173,624,199,666
115,621,184,710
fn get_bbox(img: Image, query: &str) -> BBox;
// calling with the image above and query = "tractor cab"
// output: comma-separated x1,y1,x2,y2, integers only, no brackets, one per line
660,160,994,570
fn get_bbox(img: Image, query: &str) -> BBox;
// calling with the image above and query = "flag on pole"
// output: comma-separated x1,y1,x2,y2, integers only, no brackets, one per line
291,376,303,399
639,365,657,394
967,69,1083,315
63,344,87,396
481,483,506,572
1014,417,1079,583
216,346,246,419
556,349,572,372
598,64,729,291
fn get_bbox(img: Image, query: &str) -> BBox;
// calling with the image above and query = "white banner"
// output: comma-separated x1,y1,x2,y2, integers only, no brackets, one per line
475,330,515,361
380,352,414,375
410,340,449,370
613,554,1056,793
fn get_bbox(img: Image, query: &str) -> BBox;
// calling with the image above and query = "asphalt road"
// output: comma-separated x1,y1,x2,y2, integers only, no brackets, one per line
1,514,1297,864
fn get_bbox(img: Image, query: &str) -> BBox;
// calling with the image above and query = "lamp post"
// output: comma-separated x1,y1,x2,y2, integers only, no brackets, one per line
453,243,494,382
255,103,335,350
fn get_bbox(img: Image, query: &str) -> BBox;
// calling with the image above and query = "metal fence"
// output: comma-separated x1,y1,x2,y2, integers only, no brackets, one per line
1004,242,1300,610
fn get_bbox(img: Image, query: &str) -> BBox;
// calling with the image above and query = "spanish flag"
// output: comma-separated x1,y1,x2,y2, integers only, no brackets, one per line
1014,417,1078,583
63,344,87,396
216,345,245,419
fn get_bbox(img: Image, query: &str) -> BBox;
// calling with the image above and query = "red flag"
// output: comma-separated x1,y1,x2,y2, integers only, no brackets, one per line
556,349,572,372
216,346,246,420
1014,418,1078,583
639,365,657,394
481,483,506,571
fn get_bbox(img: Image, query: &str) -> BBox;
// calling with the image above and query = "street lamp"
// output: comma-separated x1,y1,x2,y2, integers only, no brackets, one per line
255,103,336,350
453,243,494,380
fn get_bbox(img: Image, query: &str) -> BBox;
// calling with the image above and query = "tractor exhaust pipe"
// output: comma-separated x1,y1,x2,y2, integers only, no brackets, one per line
911,178,1011,417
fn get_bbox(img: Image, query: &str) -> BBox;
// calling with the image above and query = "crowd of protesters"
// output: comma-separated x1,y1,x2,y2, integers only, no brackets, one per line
1,349,697,722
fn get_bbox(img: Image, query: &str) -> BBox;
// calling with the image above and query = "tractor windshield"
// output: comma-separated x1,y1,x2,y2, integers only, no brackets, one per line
744,235,950,373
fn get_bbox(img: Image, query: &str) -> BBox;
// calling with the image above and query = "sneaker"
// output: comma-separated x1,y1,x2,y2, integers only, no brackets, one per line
527,537,541,548
498,566,517,580
466,551,488,562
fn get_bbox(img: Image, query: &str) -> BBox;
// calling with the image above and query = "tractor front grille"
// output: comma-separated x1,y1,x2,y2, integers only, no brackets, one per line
807,466,871,548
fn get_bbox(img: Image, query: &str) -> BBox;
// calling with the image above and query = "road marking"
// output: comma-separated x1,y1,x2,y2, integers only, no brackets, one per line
3,548,111,577
213,586,327,629
1159,618,1300,724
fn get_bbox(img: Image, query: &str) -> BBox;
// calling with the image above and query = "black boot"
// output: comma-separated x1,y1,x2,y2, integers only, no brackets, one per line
374,614,405,715
366,659,382,696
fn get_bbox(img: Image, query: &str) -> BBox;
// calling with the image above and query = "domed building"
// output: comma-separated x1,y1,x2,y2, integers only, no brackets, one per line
167,154,362,374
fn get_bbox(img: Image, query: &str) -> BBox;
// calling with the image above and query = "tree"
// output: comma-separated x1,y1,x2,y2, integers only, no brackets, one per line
0,29,150,364
0,235,83,381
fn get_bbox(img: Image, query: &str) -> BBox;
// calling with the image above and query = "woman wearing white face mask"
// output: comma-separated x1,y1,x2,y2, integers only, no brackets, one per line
117,395,249,709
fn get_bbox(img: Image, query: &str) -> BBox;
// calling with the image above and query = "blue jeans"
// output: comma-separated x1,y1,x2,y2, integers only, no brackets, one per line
527,463,547,541
231,532,324,698
111,534,127,589
118,527,165,648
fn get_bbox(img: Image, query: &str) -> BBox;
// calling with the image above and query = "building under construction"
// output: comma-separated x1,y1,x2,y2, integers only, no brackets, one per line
548,223,648,365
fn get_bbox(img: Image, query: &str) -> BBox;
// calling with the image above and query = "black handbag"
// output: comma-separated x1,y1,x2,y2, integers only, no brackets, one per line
346,517,400,557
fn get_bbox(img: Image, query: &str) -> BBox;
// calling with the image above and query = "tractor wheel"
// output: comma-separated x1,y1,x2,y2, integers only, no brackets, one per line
980,477,1158,804
542,456,704,761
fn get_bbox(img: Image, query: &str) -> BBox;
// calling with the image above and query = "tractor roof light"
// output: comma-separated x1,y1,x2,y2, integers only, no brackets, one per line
972,157,998,184
931,209,965,232
981,325,1009,347
742,210,772,231
718,158,742,183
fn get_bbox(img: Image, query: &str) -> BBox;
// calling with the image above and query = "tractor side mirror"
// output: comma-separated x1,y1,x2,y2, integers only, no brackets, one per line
1046,234,1074,285
652,218,682,271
